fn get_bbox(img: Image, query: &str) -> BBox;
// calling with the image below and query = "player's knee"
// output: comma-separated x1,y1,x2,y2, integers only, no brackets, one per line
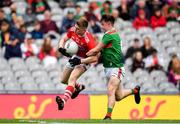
115,97,121,101
115,92,123,101
115,95,122,101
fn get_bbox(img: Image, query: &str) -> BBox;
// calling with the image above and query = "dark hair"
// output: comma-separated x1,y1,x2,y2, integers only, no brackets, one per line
0,9,4,13
172,53,177,59
104,1,111,6
76,17,88,28
75,5,81,8
1,19,10,32
152,49,158,54
101,14,115,25
42,37,53,54
134,38,139,42
1,19,9,25
154,7,161,14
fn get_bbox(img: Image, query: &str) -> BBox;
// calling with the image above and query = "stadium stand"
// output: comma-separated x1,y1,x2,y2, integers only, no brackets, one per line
0,0,179,94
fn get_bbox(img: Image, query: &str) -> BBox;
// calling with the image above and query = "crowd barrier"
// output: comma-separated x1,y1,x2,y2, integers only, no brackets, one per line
0,94,179,120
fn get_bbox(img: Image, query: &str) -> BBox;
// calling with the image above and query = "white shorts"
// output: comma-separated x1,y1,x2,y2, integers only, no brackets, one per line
65,55,90,70
104,67,125,80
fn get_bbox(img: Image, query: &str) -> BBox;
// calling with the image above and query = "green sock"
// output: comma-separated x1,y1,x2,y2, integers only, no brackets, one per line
131,89,134,94
107,107,113,113
106,107,113,117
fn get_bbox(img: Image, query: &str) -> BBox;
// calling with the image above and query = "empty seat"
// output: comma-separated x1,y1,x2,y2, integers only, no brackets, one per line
158,82,176,90
158,33,173,42
51,8,63,15
0,58,8,65
90,82,107,91
76,1,89,8
55,83,66,91
58,57,68,67
36,14,44,21
5,83,21,92
142,82,156,90
125,58,133,67
124,76,137,84
166,46,178,55
162,40,175,50
45,64,59,72
8,57,24,66
32,70,48,79
51,15,63,22
138,76,153,84
52,77,60,84
154,76,168,84
174,34,180,42
150,70,166,79
22,83,39,91
15,70,31,79
123,27,136,35
170,27,180,36
28,64,43,72
0,83,4,90
27,26,34,32
0,70,14,78
155,44,166,53
1,76,17,84
85,70,99,78
145,88,161,94
125,33,141,42
25,56,40,65
133,69,149,79
35,77,51,84
163,87,179,93
49,70,59,79
0,63,10,70
47,1,59,8
122,21,132,28
124,82,137,89
155,27,169,36
138,27,153,35
18,76,34,84
166,21,179,29
12,64,27,71
39,83,55,91
98,71,106,79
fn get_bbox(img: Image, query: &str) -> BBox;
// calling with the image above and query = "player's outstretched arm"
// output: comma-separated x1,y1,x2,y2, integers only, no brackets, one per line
69,53,100,66
81,54,100,64
86,42,105,56
58,34,69,48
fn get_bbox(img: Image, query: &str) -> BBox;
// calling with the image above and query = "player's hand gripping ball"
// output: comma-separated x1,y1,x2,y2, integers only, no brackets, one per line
58,47,71,57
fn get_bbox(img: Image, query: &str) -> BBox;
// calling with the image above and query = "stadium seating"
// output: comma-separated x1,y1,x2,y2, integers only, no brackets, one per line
0,0,179,94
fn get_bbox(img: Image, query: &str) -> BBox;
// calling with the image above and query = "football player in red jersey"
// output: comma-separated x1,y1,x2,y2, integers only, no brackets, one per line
56,17,99,110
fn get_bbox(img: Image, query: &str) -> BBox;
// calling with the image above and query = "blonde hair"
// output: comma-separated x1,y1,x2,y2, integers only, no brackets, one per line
76,17,88,28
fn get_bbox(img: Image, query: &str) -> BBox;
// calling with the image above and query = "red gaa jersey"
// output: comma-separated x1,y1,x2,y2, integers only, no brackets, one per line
66,27,96,58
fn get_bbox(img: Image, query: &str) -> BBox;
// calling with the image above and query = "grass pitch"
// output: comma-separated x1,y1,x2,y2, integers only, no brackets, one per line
0,119,180,124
